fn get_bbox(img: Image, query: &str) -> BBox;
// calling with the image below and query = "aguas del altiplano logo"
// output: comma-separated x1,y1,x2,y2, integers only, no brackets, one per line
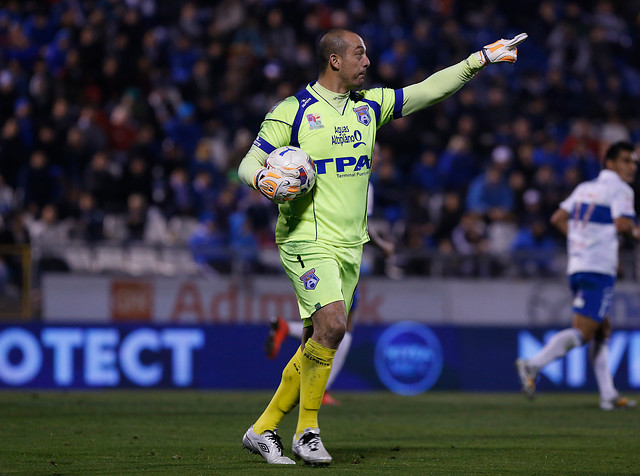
331,125,365,147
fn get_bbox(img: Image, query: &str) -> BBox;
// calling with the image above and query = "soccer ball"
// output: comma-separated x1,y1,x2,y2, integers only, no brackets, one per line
265,146,316,198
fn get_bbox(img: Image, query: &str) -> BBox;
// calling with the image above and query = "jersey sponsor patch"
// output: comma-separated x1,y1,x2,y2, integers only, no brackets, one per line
315,155,371,175
300,268,319,290
353,105,371,126
331,126,365,147
306,113,324,130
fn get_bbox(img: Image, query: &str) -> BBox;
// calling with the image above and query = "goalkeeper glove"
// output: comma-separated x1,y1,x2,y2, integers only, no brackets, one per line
253,168,301,204
477,33,528,65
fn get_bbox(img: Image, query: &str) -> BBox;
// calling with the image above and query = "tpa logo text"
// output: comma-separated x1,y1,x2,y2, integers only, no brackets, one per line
315,155,371,174
0,327,205,388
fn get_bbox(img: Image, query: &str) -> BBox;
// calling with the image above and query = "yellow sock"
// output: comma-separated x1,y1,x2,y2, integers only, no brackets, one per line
296,338,336,437
253,347,302,434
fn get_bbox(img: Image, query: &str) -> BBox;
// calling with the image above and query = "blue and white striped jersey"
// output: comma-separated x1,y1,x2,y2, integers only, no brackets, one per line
560,169,636,276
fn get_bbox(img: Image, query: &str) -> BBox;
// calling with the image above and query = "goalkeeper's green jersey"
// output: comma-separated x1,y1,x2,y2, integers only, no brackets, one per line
239,54,484,246
259,82,396,245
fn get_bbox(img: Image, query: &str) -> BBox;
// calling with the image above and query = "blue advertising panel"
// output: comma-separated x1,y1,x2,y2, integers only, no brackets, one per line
0,323,639,392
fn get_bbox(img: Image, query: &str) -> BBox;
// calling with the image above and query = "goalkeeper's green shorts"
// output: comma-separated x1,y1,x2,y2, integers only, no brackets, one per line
278,241,363,326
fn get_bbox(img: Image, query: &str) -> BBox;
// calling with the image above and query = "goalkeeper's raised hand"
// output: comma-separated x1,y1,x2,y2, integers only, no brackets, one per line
253,168,301,204
477,33,528,65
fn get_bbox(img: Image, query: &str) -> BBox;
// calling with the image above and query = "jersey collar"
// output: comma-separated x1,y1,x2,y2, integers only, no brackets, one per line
309,81,351,115
598,169,623,183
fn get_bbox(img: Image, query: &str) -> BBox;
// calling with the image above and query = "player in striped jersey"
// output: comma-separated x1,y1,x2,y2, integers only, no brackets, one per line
240,28,527,464
516,142,639,410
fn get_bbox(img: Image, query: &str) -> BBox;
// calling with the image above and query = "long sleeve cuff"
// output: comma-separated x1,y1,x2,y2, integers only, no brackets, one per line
238,145,268,189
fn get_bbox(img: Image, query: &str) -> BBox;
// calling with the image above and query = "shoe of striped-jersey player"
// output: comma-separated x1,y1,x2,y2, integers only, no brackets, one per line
515,358,537,400
600,396,637,411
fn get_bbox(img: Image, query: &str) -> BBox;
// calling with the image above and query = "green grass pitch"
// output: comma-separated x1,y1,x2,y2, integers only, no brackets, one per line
1,391,639,475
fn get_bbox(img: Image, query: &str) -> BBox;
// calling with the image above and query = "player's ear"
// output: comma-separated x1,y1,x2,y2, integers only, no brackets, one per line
329,53,340,71
603,157,613,170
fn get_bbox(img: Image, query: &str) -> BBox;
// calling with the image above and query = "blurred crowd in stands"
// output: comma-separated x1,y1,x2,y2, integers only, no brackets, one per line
1,0,640,281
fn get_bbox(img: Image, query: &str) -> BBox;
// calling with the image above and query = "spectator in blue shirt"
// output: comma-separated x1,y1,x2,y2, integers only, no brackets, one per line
466,163,514,222
511,216,557,277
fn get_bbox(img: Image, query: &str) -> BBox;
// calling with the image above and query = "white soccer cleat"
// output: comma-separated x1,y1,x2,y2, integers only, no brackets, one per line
600,396,637,411
242,426,295,464
292,427,332,465
515,358,537,400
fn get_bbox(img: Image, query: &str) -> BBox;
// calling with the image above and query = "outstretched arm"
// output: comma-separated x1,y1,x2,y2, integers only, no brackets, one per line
401,33,528,116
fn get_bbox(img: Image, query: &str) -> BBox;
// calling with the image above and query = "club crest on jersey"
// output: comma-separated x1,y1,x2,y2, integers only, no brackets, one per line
306,113,324,130
300,268,319,290
353,105,371,126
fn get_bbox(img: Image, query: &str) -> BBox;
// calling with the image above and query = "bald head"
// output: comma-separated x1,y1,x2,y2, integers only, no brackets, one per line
316,29,369,92
317,29,357,73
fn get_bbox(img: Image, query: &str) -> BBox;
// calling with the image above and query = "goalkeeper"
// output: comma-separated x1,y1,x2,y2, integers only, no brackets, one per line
239,29,527,465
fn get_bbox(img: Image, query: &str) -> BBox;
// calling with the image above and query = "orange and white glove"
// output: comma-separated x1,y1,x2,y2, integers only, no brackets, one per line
477,33,528,65
253,168,301,204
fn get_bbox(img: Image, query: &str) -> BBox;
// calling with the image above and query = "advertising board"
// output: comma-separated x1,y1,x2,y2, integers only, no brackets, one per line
2,324,638,393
